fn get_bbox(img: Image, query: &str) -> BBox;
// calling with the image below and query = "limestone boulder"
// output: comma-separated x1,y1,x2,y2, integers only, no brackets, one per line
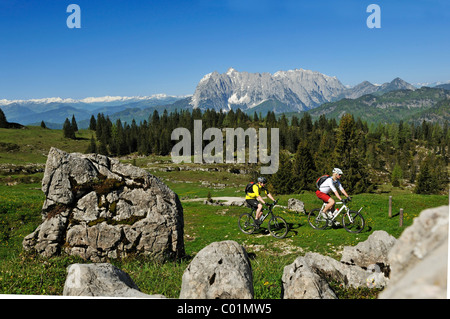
282,251,386,299
341,230,397,272
63,263,165,298
179,240,254,299
379,205,448,299
287,198,306,214
23,147,184,262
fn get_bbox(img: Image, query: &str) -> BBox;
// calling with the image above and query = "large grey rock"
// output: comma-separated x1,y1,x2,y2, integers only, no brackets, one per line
282,254,337,299
341,230,397,270
287,198,306,214
179,240,254,299
63,263,165,298
282,251,387,299
282,206,448,299
379,206,448,299
23,147,184,262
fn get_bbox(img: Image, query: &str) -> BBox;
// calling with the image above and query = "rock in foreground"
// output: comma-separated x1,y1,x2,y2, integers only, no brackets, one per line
63,263,165,298
179,240,254,299
23,147,184,262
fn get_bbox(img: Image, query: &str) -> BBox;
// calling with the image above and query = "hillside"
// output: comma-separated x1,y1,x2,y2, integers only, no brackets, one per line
0,126,92,164
308,87,450,124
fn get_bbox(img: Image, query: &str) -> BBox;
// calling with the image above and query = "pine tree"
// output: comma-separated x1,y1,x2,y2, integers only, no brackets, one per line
71,115,78,132
270,152,294,195
115,119,127,155
89,115,97,131
415,156,433,194
151,110,160,127
97,140,108,155
0,108,8,128
63,118,76,139
253,111,259,123
334,114,372,194
299,112,313,137
96,113,104,141
292,141,317,192
391,164,403,187
265,111,277,127
86,136,97,153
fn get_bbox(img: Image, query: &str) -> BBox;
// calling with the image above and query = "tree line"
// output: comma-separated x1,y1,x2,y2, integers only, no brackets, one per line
65,108,448,195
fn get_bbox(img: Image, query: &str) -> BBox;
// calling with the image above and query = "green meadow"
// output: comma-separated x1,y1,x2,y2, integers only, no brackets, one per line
0,127,448,298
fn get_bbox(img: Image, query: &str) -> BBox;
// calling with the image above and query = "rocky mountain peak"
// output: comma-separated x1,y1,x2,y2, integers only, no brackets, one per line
190,67,347,112
190,67,417,113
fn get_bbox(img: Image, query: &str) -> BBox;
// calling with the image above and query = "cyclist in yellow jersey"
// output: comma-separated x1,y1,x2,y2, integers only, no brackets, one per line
245,177,276,224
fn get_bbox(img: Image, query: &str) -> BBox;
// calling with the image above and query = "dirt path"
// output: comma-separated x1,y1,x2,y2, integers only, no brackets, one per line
183,196,245,205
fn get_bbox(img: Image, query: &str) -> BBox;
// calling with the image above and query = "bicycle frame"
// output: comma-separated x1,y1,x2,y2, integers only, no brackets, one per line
251,205,274,223
320,201,363,223
308,198,365,233
239,199,288,238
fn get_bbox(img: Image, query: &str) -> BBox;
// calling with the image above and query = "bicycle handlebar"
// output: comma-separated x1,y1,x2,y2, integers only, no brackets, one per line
342,197,352,204
265,200,278,209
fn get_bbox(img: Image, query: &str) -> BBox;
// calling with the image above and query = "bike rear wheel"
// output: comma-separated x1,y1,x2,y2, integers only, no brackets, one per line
342,210,365,233
308,208,328,230
238,213,257,234
268,216,289,239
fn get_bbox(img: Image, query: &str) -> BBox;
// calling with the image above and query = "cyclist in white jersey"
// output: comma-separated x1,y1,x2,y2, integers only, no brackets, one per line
315,168,351,217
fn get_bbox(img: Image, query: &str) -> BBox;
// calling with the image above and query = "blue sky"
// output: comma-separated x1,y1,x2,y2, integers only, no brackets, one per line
0,0,449,99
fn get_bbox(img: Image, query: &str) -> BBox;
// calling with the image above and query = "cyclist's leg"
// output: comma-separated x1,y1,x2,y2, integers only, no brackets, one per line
255,203,264,220
246,199,259,216
316,190,333,213
324,197,335,214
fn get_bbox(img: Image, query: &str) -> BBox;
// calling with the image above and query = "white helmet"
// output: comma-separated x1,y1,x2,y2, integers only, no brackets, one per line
333,168,343,175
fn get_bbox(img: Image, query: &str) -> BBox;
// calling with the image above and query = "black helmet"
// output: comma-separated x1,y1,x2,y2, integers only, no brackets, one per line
257,177,267,184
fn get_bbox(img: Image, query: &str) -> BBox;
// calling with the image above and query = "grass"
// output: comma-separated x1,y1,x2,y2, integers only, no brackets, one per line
1,177,447,298
0,127,93,164
0,126,448,298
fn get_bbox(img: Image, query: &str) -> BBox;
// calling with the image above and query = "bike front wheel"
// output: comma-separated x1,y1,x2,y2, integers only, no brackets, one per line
342,210,365,233
268,216,289,239
308,208,328,230
238,213,257,234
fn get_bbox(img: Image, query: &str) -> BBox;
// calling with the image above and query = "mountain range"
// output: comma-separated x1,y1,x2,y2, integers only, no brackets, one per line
190,68,416,112
0,95,185,128
0,68,448,128
308,86,450,125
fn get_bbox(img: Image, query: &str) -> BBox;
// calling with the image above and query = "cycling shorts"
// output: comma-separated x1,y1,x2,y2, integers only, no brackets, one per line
246,199,260,210
315,190,331,202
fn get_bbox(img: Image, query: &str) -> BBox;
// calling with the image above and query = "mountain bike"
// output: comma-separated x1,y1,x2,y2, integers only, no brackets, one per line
308,198,365,233
238,200,289,239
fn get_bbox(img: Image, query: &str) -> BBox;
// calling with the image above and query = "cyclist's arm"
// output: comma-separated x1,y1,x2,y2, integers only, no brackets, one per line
333,190,343,201
341,189,350,198
257,191,275,204
267,193,276,202
256,195,266,205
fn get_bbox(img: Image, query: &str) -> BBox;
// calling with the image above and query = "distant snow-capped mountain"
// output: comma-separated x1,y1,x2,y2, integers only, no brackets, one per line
1,67,433,127
0,94,187,126
190,68,417,113
0,94,185,107
413,80,450,88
